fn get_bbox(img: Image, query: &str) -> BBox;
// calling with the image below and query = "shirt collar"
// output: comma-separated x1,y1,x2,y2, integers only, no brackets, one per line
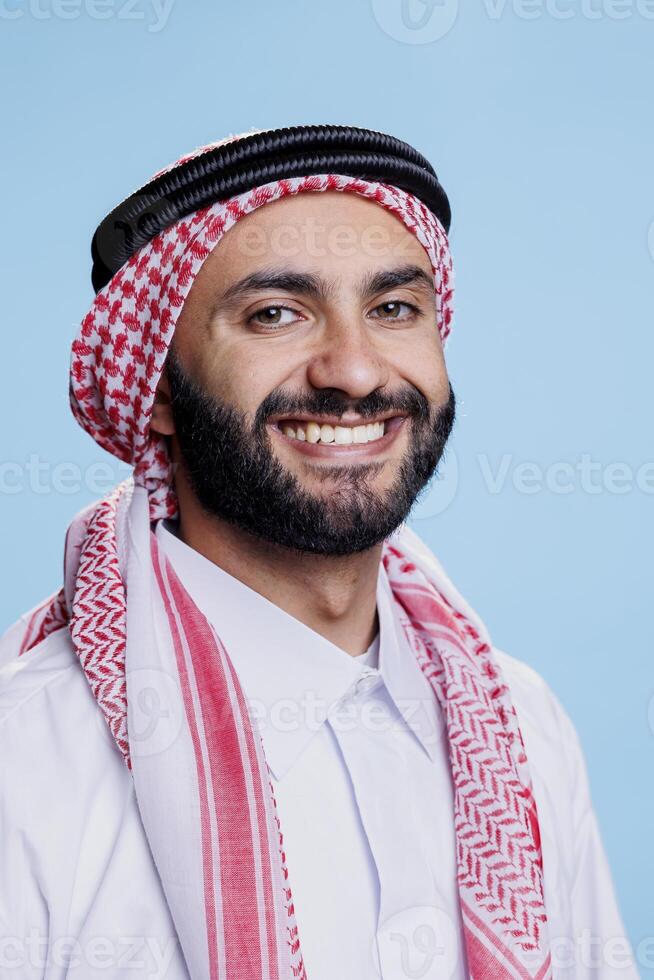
155,520,441,779
375,568,444,763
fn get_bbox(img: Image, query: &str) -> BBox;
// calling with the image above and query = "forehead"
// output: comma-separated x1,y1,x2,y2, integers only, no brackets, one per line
197,190,433,287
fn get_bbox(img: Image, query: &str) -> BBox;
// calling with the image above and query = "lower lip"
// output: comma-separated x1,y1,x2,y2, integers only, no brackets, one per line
268,417,408,459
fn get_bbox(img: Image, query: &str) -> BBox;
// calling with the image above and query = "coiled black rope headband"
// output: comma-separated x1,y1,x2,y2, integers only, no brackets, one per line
90,124,451,294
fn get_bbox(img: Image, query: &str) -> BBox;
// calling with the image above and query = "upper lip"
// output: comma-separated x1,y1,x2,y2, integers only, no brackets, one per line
268,411,407,427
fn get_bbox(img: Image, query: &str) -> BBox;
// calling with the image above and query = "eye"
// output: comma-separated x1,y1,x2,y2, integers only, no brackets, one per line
370,300,420,321
248,305,304,329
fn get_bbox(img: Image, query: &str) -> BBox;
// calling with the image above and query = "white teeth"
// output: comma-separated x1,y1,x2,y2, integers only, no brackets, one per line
320,424,335,444
280,419,387,445
306,422,321,444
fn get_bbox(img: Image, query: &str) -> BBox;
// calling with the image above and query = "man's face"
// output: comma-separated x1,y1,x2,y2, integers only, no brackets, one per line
160,191,455,555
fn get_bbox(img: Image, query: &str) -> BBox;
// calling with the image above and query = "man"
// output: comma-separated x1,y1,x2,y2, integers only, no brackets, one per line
0,125,636,980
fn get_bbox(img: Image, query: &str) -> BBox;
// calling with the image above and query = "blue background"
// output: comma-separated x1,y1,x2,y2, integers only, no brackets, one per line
1,0,652,966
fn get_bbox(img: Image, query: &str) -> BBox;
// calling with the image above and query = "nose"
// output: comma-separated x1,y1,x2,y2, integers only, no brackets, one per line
305,314,390,398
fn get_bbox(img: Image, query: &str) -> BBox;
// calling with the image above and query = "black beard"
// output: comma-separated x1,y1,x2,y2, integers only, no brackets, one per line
166,349,456,556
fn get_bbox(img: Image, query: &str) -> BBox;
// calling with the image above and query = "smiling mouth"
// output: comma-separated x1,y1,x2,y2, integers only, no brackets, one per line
269,415,406,447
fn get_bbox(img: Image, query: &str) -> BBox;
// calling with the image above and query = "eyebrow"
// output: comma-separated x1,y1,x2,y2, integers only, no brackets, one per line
216,263,435,308
360,264,435,297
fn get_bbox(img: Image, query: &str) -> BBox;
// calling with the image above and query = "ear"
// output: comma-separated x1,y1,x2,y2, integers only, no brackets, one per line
150,367,176,436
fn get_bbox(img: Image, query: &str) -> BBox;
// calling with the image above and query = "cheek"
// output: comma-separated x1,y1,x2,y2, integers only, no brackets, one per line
194,341,296,418
393,329,448,402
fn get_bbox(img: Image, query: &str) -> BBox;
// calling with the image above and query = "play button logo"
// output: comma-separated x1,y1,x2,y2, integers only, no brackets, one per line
371,0,459,43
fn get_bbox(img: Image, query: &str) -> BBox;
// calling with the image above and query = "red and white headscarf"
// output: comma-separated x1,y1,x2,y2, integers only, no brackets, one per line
18,152,552,979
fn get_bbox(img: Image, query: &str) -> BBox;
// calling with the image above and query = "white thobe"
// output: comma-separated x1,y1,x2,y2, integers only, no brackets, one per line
0,521,638,980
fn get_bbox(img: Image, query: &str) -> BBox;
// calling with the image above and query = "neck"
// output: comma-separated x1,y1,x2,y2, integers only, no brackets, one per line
174,480,382,657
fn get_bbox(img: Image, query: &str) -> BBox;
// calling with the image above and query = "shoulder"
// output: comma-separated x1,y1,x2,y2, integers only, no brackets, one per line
494,648,572,738
0,616,143,947
495,646,582,755
0,614,130,892
494,646,592,819
496,650,635,952
0,620,78,724
0,616,124,801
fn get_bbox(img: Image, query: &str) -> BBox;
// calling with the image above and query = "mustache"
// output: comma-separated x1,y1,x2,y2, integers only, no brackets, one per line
254,384,435,429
